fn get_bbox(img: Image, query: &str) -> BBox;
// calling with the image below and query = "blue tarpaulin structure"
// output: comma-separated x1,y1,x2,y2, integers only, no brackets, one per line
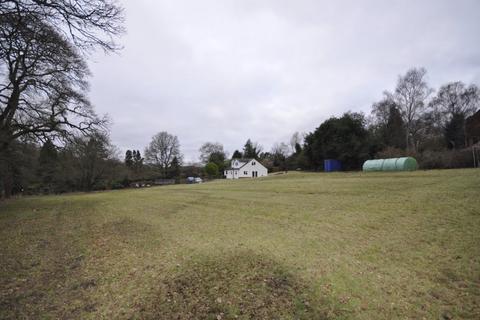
324,159,342,172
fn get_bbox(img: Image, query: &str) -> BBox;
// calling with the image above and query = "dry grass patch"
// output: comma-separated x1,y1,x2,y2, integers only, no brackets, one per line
137,251,335,320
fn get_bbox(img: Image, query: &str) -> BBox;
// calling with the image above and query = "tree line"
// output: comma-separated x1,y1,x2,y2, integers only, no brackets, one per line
1,2,478,197
201,68,480,173
2,66,479,197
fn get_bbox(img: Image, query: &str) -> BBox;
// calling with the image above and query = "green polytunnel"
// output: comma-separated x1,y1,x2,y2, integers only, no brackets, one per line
362,157,418,172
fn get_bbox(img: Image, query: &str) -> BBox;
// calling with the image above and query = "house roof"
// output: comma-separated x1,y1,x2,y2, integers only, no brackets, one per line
232,158,255,163
226,158,265,171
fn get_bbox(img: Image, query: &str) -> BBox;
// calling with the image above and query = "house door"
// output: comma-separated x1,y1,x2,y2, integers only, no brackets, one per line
252,171,255,178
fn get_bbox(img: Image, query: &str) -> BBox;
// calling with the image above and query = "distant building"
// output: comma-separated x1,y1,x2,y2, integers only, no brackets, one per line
224,158,268,179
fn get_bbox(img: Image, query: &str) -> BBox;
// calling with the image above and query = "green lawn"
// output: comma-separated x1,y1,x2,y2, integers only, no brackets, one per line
1,169,479,319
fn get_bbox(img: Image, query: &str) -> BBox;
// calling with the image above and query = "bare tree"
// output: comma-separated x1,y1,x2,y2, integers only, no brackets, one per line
0,13,107,152
430,82,479,123
0,1,123,197
289,132,303,154
199,142,227,164
0,0,124,52
387,67,433,151
145,132,182,178
271,142,290,158
0,0,124,151
430,81,479,148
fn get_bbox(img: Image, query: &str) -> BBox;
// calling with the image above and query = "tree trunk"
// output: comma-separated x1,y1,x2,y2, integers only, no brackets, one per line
2,168,13,199
405,129,410,152
1,84,20,198
0,144,14,199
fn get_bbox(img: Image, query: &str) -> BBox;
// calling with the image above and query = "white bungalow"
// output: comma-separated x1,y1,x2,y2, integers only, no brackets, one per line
224,158,268,179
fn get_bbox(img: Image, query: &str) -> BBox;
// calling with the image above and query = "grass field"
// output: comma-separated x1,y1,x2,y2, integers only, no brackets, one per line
1,169,479,319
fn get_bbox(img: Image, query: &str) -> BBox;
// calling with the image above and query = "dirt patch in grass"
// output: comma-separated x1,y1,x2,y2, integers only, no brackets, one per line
0,237,96,319
0,213,156,319
136,251,335,320
102,217,153,235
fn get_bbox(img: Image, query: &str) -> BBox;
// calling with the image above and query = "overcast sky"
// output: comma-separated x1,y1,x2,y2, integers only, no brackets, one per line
89,0,480,163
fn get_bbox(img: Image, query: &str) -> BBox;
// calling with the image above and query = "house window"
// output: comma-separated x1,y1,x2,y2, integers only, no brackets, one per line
244,171,248,175
252,161,256,165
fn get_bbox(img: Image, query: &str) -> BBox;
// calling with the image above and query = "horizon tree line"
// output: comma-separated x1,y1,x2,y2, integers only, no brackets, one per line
2,64,479,197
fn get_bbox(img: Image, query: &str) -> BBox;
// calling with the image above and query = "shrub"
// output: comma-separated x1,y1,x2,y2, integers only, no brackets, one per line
204,162,219,178
419,149,474,169
375,147,475,169
375,147,417,159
